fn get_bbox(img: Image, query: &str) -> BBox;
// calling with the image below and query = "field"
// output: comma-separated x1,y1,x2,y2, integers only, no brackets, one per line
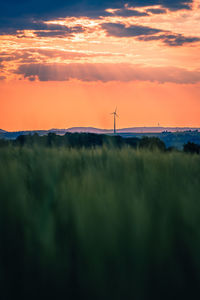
0,146,200,299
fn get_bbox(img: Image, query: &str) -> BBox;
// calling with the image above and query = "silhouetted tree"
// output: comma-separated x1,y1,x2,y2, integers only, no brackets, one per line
47,133,57,147
183,142,200,154
16,135,26,146
138,137,166,151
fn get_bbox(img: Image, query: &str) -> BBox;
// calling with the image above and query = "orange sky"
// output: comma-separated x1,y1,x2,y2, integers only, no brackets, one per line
1,80,200,131
0,1,200,130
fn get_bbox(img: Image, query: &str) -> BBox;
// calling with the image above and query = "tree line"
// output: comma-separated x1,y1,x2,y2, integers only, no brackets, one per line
0,132,199,153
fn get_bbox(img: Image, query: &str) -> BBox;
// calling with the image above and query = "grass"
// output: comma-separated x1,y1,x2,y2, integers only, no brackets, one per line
0,146,200,299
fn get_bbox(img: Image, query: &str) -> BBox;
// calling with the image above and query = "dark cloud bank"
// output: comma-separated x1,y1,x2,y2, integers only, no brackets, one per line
102,23,200,46
0,0,193,19
0,0,193,34
15,63,200,84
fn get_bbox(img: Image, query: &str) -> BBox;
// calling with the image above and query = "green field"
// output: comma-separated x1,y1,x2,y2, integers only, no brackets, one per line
0,146,200,299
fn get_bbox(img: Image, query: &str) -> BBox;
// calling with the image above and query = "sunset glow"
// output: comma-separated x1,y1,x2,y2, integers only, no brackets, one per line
0,0,200,130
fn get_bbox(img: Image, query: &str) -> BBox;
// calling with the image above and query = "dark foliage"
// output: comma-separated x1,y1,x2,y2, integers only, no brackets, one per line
3,133,200,154
138,136,166,151
166,146,178,152
14,132,140,149
183,142,200,154
0,139,10,147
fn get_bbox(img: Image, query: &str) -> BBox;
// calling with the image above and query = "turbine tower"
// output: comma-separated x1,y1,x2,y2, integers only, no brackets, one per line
111,107,119,134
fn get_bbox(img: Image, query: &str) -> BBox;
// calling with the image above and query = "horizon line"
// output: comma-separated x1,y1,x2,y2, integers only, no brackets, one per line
1,125,200,133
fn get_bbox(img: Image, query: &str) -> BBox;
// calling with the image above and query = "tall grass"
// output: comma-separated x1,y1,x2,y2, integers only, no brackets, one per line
0,146,200,299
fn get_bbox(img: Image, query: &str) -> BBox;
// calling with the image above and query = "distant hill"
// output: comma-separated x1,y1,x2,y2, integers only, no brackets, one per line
118,127,200,133
65,126,200,134
0,129,7,133
65,127,110,133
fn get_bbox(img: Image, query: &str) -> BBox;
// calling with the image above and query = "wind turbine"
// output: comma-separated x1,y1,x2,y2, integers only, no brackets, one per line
111,107,119,134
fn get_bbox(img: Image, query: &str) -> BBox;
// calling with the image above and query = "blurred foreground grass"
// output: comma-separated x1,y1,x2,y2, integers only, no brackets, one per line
0,146,200,299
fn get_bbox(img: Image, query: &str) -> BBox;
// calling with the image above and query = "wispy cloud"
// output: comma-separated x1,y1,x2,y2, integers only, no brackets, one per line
15,63,200,84
0,48,122,66
0,18,85,37
106,8,149,17
102,23,162,37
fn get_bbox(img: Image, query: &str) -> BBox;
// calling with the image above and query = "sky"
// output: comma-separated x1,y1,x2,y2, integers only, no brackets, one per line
0,0,200,131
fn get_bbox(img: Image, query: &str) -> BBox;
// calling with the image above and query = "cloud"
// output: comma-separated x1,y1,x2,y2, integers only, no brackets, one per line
0,0,193,21
15,62,200,84
138,34,200,46
34,31,71,37
34,26,84,38
108,8,148,17
0,50,40,64
0,1,193,37
102,23,162,37
0,56,15,62
0,0,193,35
0,18,61,35
0,49,121,65
163,35,200,46
146,8,167,14
33,49,122,59
0,18,84,36
102,23,200,47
